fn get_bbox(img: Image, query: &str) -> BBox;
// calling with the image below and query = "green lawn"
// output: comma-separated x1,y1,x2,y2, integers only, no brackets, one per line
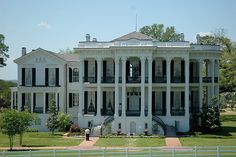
95,137,165,147
180,114,236,146
0,132,82,147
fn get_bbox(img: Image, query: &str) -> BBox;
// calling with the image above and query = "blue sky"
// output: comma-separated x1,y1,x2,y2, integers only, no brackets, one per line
1,0,236,80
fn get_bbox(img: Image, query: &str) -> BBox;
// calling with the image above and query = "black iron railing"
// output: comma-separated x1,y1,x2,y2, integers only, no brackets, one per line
152,109,166,116
101,77,115,83
203,77,212,83
153,76,167,83
171,76,185,83
126,110,140,116
171,108,185,116
126,76,141,83
190,77,199,83
83,77,97,83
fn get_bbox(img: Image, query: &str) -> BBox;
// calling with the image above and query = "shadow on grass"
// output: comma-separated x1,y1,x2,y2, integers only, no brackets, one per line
22,144,48,147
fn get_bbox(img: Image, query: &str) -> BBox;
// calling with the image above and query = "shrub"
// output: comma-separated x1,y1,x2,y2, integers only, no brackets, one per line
69,124,81,133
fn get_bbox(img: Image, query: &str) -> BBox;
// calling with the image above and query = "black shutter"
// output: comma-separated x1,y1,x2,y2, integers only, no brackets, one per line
32,68,36,86
103,91,106,114
33,93,36,112
103,60,107,78
139,97,141,112
181,60,185,78
69,68,72,83
113,61,115,77
56,68,59,86
69,93,72,108
162,91,166,114
84,91,88,114
95,61,97,82
127,97,129,111
181,91,185,108
152,60,155,81
152,91,155,114
190,62,193,81
171,92,174,109
21,93,25,111
22,68,25,86
126,61,130,81
191,91,193,113
113,91,115,113
45,68,48,86
46,93,48,112
57,93,59,111
139,60,141,76
171,60,174,82
84,60,88,81
95,91,97,115
163,60,166,77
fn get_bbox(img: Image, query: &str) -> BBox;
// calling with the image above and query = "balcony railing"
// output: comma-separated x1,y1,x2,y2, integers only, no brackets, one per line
33,107,43,113
171,76,185,83
101,108,114,116
101,77,115,83
126,110,140,116
153,76,167,83
171,108,185,116
203,77,212,83
153,109,166,116
83,77,97,83
214,77,218,83
190,77,199,83
126,76,141,83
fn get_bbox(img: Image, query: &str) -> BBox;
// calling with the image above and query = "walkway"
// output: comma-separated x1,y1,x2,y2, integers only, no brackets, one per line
164,125,182,147
67,137,100,150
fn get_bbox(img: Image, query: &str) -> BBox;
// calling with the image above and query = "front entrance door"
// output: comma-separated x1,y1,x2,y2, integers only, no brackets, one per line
130,121,136,134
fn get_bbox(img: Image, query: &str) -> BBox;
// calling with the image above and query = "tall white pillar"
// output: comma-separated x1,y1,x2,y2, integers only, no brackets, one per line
78,58,84,117
96,57,102,116
43,92,46,114
11,90,13,109
215,60,220,106
18,91,22,111
31,93,34,112
115,57,120,117
55,92,58,111
184,58,189,117
166,57,172,117
121,57,127,117
140,56,146,117
148,56,152,117
211,59,215,102
198,59,203,110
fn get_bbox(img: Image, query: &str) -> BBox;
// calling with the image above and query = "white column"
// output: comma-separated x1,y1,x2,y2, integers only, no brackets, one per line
198,59,203,110
18,91,22,111
184,58,189,117
115,57,120,117
166,57,172,117
31,93,34,112
43,92,46,114
215,60,220,106
96,57,102,116
55,92,58,111
11,90,13,109
121,57,127,117
148,56,152,117
79,58,84,117
140,56,146,117
211,59,215,102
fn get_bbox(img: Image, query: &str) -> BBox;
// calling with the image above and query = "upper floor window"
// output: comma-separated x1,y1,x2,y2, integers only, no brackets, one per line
49,68,56,86
69,93,79,108
25,68,32,86
73,68,79,82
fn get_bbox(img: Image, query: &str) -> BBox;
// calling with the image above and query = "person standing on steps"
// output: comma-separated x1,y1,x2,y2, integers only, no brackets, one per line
85,128,90,141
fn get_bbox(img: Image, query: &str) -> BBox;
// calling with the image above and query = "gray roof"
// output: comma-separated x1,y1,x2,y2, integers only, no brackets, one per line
112,31,153,41
56,53,80,61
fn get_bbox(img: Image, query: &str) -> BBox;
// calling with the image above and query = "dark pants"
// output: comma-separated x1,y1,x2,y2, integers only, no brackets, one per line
86,134,89,141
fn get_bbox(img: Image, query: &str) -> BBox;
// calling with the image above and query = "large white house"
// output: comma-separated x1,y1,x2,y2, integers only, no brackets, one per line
11,32,221,135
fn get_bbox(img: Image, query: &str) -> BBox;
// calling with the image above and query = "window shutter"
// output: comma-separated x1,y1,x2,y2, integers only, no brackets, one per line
45,68,48,86
181,91,185,108
84,60,88,81
69,68,72,83
22,93,25,111
56,68,59,86
32,68,36,86
126,61,130,81
171,91,174,109
163,60,166,77
152,60,155,81
103,60,107,78
33,93,36,111
152,91,155,114
103,91,106,114
69,93,72,108
181,60,185,78
84,91,88,114
45,93,48,112
95,91,97,115
171,60,174,82
95,61,97,82
162,91,166,113
127,97,129,111
22,68,25,86
57,93,59,111
139,60,141,76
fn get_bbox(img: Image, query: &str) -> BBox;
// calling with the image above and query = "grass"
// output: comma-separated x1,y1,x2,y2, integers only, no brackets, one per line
180,113,236,146
95,137,165,147
0,132,82,147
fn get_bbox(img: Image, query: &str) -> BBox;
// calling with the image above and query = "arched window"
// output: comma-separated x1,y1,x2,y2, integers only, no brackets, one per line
73,68,79,82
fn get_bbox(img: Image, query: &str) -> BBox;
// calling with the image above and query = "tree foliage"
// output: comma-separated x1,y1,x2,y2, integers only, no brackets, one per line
0,34,9,67
46,100,58,135
0,80,17,108
57,112,71,132
139,24,182,42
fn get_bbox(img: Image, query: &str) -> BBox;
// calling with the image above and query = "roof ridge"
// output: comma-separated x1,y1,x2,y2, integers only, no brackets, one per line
112,31,153,41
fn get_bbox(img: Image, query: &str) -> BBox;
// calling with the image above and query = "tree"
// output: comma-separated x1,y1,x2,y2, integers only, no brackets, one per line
0,109,20,150
0,34,9,67
0,80,17,108
46,100,58,135
57,112,71,132
139,24,182,42
18,111,36,146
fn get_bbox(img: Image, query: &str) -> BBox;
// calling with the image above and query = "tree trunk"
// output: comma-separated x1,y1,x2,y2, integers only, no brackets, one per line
9,135,13,150
20,133,23,146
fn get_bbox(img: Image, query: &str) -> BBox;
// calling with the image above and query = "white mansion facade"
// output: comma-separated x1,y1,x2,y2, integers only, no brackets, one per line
11,32,221,134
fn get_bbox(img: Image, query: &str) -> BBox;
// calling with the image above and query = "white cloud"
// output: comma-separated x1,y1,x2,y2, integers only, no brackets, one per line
198,32,214,37
37,21,51,29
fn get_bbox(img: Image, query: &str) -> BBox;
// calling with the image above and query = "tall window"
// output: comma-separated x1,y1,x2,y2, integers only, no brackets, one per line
25,93,31,111
73,93,79,106
25,68,32,86
73,68,79,82
49,68,56,86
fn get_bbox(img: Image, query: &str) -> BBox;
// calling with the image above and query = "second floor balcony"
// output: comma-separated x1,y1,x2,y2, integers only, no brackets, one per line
83,77,97,83
101,76,115,83
153,76,167,83
171,76,185,83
